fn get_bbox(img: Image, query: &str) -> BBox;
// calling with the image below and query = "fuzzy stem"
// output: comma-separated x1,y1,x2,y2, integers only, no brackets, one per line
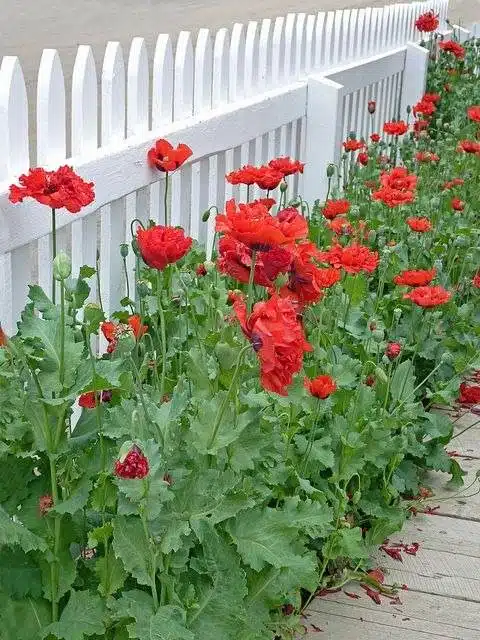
164,172,169,225
157,271,167,400
51,209,57,304
59,282,65,389
48,454,61,622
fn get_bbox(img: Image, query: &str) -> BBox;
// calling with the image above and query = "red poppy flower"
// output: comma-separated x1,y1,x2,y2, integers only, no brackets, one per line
101,315,148,353
413,119,429,135
413,99,436,117
250,197,276,210
415,11,439,32
394,269,436,287
328,217,352,235
380,167,417,192
372,187,415,208
368,100,376,114
196,263,207,276
284,249,340,307
415,151,439,162
255,166,284,190
323,199,350,220
457,140,480,154
9,166,95,213
403,285,451,307
0,326,6,347
319,243,379,274
226,165,259,186
217,234,291,287
467,106,480,123
451,197,465,211
114,445,149,479
216,199,306,250
79,390,112,409
305,374,337,399
137,225,192,270
277,208,309,240
385,342,401,360
343,138,365,152
232,293,312,396
458,383,480,405
406,217,432,232
439,40,465,59
443,178,464,190
423,93,441,104
473,273,480,288
268,157,304,176
357,152,369,166
147,139,192,172
383,121,408,136
370,133,380,143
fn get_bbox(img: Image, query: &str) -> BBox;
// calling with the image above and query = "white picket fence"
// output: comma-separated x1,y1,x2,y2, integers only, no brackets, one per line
0,0,450,333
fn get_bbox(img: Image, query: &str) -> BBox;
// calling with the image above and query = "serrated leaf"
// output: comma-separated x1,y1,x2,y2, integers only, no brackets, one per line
40,549,77,602
112,516,151,586
0,548,43,599
328,527,369,560
28,285,56,315
283,496,333,538
130,605,194,640
79,265,96,279
343,273,368,306
43,590,105,640
54,476,92,515
0,593,50,640
95,547,126,596
0,505,47,552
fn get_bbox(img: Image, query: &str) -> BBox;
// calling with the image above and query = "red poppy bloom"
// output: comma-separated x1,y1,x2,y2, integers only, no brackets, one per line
394,269,436,287
473,273,480,288
232,293,312,396
255,166,284,190
319,243,379,274
443,178,464,190
101,315,148,353
0,326,6,347
268,157,304,176
403,285,451,307
385,342,401,360
9,166,95,213
372,187,415,208
415,151,439,162
39,495,54,516
226,165,260,186
383,121,408,136
457,140,480,154
328,217,352,235
277,208,309,240
451,197,465,211
305,374,337,399
137,225,192,270
467,106,480,123
284,248,340,307
114,445,149,479
406,217,432,232
423,93,441,104
413,99,436,117
439,40,465,59
357,152,369,166
343,138,365,152
370,133,380,143
79,390,112,409
216,199,306,250
323,199,350,220
413,119,429,135
368,100,376,114
380,167,417,192
147,139,192,172
415,11,439,32
458,383,480,405
250,197,276,210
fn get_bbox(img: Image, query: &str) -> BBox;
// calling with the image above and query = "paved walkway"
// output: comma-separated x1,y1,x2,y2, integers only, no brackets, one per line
303,410,480,639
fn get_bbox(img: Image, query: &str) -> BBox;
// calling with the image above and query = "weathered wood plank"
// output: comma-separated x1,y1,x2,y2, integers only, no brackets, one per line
425,457,480,520
398,513,480,558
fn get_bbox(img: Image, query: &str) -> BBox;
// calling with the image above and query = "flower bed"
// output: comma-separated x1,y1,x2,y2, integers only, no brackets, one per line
1,16,480,640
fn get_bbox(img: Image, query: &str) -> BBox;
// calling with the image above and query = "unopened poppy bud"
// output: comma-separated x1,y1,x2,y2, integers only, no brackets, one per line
369,321,377,331
211,288,220,300
406,105,411,114
279,181,288,193
374,366,388,384
352,490,361,504
368,100,376,114
430,197,440,209
385,341,402,360
202,209,211,222
393,308,402,320
372,329,384,343
137,280,151,298
120,243,129,258
131,238,140,257
441,352,454,364
53,252,72,281
368,230,377,243
326,164,335,178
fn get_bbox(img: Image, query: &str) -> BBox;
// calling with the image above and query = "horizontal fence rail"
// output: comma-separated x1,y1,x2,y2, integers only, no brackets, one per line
0,0,450,333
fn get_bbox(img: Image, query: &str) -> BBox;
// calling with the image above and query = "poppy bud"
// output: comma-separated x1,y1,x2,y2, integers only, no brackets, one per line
137,280,151,298
372,329,384,343
393,308,402,320
131,237,140,257
120,243,129,258
279,181,288,193
368,100,376,114
406,105,411,114
326,164,335,178
196,263,207,277
202,209,211,222
53,252,72,281
386,342,401,360
374,366,389,384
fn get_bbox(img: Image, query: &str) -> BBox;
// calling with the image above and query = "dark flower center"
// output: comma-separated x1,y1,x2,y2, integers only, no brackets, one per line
251,334,263,352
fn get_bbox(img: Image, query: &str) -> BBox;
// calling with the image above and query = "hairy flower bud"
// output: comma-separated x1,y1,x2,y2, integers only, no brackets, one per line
120,243,129,258
386,341,402,360
326,164,335,178
53,251,72,281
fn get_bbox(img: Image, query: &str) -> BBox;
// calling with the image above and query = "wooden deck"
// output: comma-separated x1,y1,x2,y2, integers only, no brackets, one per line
303,410,480,639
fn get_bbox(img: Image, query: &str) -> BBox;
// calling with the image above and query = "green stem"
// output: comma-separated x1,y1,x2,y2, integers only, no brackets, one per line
140,509,159,611
59,282,65,389
86,335,106,473
207,345,250,451
96,251,104,313
247,250,257,314
164,172,169,226
301,400,321,475
48,454,61,622
156,272,167,399
51,208,57,304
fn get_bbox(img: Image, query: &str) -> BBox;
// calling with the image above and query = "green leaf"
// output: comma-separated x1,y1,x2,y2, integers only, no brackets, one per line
283,497,333,538
95,547,126,596
343,273,367,306
54,476,92,515
79,265,96,279
0,548,43,599
0,593,50,640
390,359,416,405
112,516,151,586
327,527,369,560
189,522,247,639
0,505,47,552
40,549,77,602
130,605,194,640
43,590,105,640
28,284,56,315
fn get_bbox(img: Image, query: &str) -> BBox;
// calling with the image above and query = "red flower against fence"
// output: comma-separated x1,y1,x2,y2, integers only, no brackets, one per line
406,217,432,232
283,249,340,308
357,152,369,166
137,225,192,271
394,269,436,287
255,166,284,190
413,119,430,135
413,98,436,117
343,138,365,152
383,120,408,136
415,11,439,32
305,374,337,399
423,92,441,104
323,199,350,220
232,293,312,396
467,105,480,123
439,40,465,59
147,139,192,172
101,315,148,353
9,166,95,213
459,383,480,405
318,243,379,274
114,445,150,479
268,157,305,176
0,326,6,347
380,167,417,192
370,133,380,143
277,208,309,240
329,217,352,235
403,285,452,308
372,186,415,208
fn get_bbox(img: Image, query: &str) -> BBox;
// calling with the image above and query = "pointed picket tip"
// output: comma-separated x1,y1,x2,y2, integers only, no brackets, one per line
102,41,126,145
194,28,213,114
0,56,29,177
212,27,230,108
37,48,66,164
174,31,194,120
152,34,174,128
127,37,149,135
72,45,98,155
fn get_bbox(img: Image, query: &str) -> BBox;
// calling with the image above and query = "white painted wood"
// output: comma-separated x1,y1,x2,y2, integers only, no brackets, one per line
399,42,429,121
304,14,316,75
100,41,127,318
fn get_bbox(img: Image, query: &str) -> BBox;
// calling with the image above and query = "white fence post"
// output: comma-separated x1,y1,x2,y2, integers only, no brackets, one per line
399,42,429,121
303,76,344,204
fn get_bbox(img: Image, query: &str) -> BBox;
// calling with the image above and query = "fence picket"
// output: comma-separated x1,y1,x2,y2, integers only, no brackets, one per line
225,23,246,202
